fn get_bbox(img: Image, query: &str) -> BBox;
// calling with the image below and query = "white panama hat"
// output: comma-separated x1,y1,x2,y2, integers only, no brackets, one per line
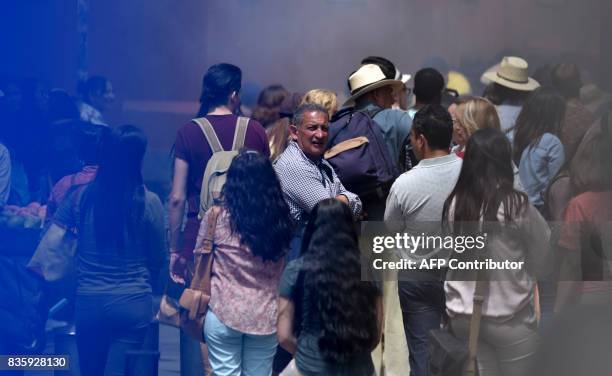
482,56,539,91
343,64,403,107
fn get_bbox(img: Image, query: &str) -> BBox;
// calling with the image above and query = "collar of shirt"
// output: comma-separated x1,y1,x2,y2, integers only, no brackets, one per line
286,141,334,185
415,153,459,168
355,101,381,112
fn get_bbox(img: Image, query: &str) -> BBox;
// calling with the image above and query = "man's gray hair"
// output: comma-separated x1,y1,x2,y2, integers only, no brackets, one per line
292,103,329,127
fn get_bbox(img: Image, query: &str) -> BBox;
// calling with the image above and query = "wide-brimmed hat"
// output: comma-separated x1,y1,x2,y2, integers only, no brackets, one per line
343,64,403,107
482,56,539,91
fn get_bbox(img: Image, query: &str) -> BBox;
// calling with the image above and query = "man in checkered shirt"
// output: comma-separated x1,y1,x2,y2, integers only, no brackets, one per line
274,103,361,228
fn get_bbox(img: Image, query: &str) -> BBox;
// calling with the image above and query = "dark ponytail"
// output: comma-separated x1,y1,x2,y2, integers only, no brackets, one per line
197,63,242,117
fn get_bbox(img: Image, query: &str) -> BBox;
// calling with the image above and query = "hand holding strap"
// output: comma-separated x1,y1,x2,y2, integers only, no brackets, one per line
464,222,490,376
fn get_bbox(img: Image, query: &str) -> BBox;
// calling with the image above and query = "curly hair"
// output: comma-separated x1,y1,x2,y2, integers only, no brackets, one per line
301,199,380,363
220,150,293,261
300,89,338,119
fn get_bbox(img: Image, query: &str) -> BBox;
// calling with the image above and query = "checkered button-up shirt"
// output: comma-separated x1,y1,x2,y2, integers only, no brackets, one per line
274,141,362,222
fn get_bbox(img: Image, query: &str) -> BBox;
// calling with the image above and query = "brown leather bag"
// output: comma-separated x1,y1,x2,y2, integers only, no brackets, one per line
154,207,220,340
177,206,221,342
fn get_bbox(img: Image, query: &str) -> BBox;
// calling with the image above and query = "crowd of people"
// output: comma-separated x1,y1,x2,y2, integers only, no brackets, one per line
1,53,611,376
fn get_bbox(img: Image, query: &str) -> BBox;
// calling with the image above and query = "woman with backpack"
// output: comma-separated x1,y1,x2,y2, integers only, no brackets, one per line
513,87,566,211
442,128,551,376
52,125,166,376
169,63,270,285
198,150,293,375
277,198,382,375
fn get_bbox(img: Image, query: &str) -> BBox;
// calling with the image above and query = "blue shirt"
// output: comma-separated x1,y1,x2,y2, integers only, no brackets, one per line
356,102,412,167
518,133,565,206
497,104,522,143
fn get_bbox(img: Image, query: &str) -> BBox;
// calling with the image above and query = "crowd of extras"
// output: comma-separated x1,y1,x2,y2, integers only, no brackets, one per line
1,54,611,376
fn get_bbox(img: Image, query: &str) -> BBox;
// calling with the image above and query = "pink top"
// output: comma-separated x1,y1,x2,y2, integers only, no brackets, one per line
195,207,285,335
46,166,98,220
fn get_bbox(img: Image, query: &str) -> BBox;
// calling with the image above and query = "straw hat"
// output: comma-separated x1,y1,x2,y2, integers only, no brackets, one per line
482,56,539,91
343,64,403,107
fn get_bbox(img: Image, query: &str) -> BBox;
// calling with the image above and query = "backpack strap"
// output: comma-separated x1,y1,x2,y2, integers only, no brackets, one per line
190,206,221,292
360,107,385,120
328,108,383,147
464,222,490,376
328,111,354,146
193,118,223,153
70,184,89,235
231,117,249,151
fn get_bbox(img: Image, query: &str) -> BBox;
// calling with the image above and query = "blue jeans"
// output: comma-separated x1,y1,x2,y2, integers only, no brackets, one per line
398,281,445,376
204,310,277,376
287,224,306,261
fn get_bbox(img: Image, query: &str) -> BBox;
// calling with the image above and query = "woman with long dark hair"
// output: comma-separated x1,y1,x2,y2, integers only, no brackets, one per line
442,128,551,376
52,125,166,376
513,87,566,209
277,199,382,375
199,150,293,374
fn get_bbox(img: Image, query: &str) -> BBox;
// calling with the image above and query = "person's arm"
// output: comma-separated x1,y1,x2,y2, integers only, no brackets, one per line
554,200,583,314
554,248,582,313
332,169,362,217
145,192,168,280
383,182,406,227
547,175,571,221
524,204,553,279
546,137,565,183
168,157,189,284
277,296,297,355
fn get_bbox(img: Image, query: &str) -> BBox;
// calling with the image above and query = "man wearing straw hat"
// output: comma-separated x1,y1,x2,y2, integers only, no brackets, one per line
342,63,413,167
482,56,539,141
333,63,412,375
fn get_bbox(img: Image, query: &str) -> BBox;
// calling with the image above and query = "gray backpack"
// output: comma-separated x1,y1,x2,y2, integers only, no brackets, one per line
194,116,248,220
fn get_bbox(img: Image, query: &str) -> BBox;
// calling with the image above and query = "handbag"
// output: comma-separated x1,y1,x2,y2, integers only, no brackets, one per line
155,206,220,342
428,277,487,376
428,227,489,376
155,289,183,328
27,224,77,281
27,187,85,281
279,359,303,376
